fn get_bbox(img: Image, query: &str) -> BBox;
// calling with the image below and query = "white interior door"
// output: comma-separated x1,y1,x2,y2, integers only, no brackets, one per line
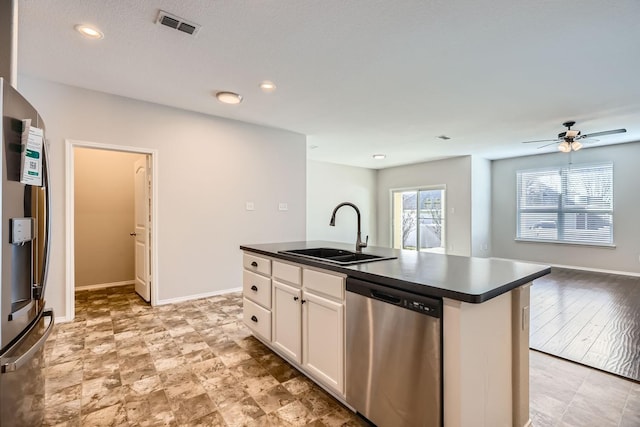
134,157,151,302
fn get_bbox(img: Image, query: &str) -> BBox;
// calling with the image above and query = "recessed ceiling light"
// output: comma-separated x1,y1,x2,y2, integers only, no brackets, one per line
259,81,277,92
74,24,104,40
372,154,386,160
215,91,243,105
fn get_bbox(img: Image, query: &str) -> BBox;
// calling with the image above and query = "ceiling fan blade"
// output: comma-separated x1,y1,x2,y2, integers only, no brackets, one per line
537,142,559,149
580,128,626,138
521,139,557,144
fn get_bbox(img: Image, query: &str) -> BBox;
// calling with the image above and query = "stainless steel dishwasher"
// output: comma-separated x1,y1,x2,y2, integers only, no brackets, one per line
346,277,442,427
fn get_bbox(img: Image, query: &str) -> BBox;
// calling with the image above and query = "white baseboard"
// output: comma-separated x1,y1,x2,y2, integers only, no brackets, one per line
490,257,640,277
75,280,135,291
54,315,71,324
156,287,242,306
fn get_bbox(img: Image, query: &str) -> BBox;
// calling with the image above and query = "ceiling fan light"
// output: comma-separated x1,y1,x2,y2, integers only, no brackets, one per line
571,141,583,151
558,141,571,152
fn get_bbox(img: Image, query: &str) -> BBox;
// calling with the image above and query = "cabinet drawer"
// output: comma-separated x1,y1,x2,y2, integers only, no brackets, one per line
303,269,345,300
243,253,271,276
273,261,301,286
243,270,271,309
243,298,271,341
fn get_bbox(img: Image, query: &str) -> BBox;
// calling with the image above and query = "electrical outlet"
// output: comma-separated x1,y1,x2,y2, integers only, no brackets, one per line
278,203,288,211
245,202,255,211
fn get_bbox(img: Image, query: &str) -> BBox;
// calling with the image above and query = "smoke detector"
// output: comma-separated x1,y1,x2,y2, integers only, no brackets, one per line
156,10,201,36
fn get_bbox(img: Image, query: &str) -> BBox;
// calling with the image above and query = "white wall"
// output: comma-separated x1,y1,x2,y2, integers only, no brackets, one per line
471,157,491,257
377,156,473,256
492,142,640,274
306,160,377,246
18,76,306,318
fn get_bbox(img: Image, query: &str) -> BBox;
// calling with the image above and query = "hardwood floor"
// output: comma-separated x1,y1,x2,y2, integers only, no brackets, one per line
530,268,640,382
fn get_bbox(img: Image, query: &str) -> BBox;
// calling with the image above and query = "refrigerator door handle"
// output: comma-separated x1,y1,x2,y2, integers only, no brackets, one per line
1,309,54,374
38,140,52,301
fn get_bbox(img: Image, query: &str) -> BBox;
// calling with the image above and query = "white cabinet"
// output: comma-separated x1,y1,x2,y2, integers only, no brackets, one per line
243,270,271,308
303,290,344,394
242,252,346,396
272,280,302,363
243,298,271,341
242,254,272,340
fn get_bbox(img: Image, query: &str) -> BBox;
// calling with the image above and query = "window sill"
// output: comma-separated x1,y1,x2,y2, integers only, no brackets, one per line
515,238,616,249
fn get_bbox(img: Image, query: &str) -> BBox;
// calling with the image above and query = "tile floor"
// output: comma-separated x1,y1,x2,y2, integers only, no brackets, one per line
43,285,639,426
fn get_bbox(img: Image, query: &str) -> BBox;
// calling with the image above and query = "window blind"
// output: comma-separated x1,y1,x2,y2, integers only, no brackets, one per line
516,162,613,245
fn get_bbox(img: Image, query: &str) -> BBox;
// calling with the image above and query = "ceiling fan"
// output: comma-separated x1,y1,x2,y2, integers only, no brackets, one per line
521,121,627,152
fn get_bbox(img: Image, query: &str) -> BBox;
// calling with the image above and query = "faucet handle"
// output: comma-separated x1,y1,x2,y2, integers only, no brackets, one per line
360,235,369,249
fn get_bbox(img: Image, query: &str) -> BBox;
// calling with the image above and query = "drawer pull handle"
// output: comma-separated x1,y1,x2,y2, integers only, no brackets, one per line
251,315,258,323
251,285,258,292
293,296,299,301
251,261,258,267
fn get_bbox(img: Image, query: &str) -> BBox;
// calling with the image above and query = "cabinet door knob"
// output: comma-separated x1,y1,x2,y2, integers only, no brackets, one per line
301,299,307,304
251,315,258,323
251,261,258,267
251,285,258,292
293,296,299,301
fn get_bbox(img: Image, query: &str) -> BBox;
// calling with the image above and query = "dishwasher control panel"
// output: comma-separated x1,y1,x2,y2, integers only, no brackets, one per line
347,277,442,318
404,298,439,315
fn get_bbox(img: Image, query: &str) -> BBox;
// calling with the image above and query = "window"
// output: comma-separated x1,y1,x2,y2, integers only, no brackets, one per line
392,187,445,253
516,162,613,245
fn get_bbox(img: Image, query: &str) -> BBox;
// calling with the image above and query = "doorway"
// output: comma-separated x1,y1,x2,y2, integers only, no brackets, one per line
65,140,159,321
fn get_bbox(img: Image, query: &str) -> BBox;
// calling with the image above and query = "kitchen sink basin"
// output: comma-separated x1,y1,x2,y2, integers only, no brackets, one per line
279,248,396,265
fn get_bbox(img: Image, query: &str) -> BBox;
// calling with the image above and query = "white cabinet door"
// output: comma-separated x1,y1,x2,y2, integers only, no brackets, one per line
272,280,302,363
302,291,344,394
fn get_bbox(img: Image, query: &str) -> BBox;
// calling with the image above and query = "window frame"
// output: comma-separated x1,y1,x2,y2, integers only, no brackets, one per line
515,162,615,247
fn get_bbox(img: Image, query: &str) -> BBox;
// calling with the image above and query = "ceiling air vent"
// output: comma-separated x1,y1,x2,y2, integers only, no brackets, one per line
156,10,201,36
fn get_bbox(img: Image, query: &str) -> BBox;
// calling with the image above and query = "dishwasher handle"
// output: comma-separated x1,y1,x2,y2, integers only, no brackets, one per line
370,290,402,305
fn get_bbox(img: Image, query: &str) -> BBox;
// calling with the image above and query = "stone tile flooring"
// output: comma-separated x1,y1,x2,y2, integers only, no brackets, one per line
44,285,639,426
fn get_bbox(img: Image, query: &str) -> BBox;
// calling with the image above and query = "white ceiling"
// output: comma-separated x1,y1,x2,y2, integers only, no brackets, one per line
17,0,640,169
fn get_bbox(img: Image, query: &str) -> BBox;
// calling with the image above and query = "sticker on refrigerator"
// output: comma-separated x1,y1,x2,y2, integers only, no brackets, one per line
20,119,44,186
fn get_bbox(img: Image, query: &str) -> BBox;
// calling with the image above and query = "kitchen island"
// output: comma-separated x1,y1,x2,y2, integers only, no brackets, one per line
240,241,550,427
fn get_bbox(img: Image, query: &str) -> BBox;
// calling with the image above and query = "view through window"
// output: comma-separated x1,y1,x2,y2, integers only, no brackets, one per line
392,188,445,253
516,162,613,245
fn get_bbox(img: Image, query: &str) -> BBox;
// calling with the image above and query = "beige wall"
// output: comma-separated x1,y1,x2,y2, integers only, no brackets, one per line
18,76,307,319
74,148,143,287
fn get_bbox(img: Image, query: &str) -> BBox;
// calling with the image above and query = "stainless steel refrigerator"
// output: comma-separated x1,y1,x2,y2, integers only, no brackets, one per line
0,78,53,427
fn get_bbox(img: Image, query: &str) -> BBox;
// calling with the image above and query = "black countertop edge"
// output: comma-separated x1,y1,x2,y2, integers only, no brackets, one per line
240,245,551,304
340,267,551,304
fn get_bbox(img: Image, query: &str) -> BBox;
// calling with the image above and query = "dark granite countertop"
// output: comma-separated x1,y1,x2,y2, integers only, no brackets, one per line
240,241,551,303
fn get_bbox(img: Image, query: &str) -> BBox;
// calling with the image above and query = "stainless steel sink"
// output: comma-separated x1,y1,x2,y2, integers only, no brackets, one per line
279,248,396,266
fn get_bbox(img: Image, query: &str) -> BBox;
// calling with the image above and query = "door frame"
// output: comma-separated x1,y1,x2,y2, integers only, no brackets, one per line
65,139,159,321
